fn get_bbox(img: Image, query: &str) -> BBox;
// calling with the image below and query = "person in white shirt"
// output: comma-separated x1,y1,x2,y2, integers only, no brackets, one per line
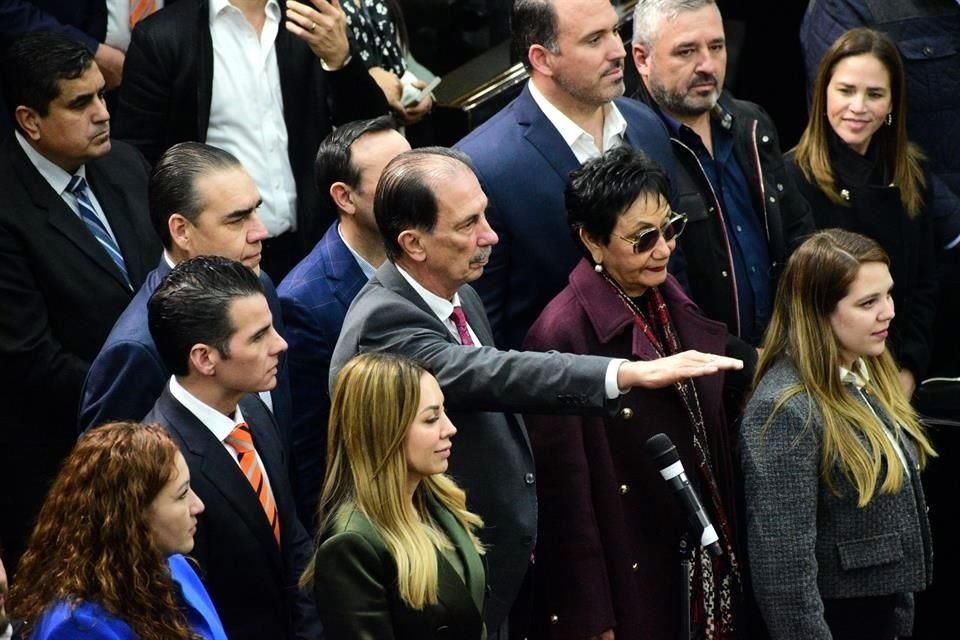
115,0,389,280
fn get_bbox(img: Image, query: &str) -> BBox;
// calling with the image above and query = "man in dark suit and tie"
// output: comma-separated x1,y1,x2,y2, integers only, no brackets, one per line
278,115,409,526
145,256,321,640
330,147,742,638
455,0,676,349
80,141,293,438
0,32,159,572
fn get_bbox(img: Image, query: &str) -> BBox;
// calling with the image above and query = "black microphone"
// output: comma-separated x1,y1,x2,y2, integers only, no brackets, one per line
645,433,723,557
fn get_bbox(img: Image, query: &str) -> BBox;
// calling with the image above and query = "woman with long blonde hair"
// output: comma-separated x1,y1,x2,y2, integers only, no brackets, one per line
9,422,225,640
303,352,485,639
740,229,935,640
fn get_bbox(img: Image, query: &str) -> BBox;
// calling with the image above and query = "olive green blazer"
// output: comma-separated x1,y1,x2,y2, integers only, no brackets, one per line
313,493,486,639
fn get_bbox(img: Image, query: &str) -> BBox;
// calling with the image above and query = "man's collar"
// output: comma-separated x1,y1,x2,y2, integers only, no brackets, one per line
394,264,462,321
337,223,377,279
15,130,85,194
527,79,627,148
210,0,280,20
168,376,243,442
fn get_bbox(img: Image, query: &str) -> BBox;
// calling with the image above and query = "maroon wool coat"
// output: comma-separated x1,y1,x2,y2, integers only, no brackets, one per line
522,259,741,640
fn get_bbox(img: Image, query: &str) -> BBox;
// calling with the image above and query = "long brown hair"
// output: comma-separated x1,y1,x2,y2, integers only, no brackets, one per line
10,422,201,640
754,230,935,505
794,27,926,217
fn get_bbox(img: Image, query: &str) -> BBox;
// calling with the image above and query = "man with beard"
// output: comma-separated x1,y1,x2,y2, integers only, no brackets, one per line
455,0,674,350
631,0,813,347
331,147,743,639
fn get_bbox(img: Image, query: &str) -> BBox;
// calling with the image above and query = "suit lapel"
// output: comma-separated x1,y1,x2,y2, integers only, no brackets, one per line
158,389,285,576
10,141,132,294
429,494,485,620
378,262,454,338
515,87,580,183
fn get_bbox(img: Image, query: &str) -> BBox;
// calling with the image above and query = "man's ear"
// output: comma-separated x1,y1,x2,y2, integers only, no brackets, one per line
168,214,191,251
632,42,651,78
330,182,355,216
14,106,42,142
528,44,556,78
188,343,218,377
397,230,427,263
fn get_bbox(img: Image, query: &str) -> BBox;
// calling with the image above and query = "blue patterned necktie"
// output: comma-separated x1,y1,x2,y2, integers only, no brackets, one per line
66,175,132,290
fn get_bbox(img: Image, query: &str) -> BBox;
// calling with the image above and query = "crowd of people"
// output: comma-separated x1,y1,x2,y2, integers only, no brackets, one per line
2,0,959,638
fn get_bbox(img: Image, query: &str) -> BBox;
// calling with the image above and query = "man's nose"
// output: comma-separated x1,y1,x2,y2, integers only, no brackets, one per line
248,213,269,242
479,218,498,246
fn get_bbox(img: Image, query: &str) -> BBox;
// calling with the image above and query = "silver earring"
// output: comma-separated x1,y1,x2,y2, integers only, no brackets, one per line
887,112,893,126
594,263,603,273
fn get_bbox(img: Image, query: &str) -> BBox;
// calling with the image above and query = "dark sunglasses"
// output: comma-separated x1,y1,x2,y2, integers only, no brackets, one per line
612,212,688,254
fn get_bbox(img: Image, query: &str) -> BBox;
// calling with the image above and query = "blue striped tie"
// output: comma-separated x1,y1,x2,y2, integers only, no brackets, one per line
67,175,132,290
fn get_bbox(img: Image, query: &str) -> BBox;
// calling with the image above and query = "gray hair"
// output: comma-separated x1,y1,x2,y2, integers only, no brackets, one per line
631,0,716,47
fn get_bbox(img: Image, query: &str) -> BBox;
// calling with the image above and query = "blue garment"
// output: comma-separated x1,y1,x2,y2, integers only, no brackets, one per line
665,114,772,344
30,555,228,640
277,222,369,527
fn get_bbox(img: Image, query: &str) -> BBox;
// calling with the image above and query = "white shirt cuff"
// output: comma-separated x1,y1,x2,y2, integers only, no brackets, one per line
321,53,351,72
605,358,628,399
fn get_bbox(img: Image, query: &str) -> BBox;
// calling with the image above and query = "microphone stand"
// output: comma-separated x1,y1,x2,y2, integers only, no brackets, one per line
678,533,693,640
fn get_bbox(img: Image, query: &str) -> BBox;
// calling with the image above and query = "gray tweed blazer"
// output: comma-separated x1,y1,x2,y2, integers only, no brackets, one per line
739,358,933,639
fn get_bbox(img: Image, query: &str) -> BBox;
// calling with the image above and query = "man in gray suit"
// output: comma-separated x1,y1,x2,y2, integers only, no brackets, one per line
330,147,742,638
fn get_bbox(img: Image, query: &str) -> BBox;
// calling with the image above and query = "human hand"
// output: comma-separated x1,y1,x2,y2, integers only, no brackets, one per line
588,630,615,640
898,368,916,399
369,66,404,112
398,79,433,125
286,0,350,69
94,43,125,89
617,351,743,390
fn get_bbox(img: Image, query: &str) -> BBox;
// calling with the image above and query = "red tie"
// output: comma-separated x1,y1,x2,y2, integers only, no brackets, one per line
226,423,281,545
450,306,475,346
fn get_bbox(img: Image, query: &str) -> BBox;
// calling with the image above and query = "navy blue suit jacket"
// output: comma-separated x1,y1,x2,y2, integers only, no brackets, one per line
277,223,367,528
455,86,676,349
78,257,293,439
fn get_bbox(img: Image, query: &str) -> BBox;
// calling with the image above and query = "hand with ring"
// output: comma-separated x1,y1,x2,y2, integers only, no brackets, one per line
286,0,350,69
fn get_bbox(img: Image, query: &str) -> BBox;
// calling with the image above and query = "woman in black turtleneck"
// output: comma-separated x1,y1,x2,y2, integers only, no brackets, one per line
785,27,939,400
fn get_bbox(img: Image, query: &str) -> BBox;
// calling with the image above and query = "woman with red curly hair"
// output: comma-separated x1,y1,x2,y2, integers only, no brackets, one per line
8,422,226,640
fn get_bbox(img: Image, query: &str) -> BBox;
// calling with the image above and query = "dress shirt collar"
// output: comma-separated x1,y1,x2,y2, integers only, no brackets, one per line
168,376,246,442
337,223,377,279
16,130,87,195
163,250,177,269
394,263,464,323
210,0,280,21
527,79,627,154
839,358,871,390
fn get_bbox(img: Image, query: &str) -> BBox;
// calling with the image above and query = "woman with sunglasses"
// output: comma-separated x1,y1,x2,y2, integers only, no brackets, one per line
522,146,744,640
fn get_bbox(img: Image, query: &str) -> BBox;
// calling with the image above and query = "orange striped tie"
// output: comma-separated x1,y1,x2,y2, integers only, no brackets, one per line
129,0,157,29
226,423,281,545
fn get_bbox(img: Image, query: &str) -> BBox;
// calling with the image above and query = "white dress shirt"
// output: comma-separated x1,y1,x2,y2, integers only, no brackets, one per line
527,79,628,163
168,376,277,494
16,132,120,244
395,265,624,398
206,0,298,237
